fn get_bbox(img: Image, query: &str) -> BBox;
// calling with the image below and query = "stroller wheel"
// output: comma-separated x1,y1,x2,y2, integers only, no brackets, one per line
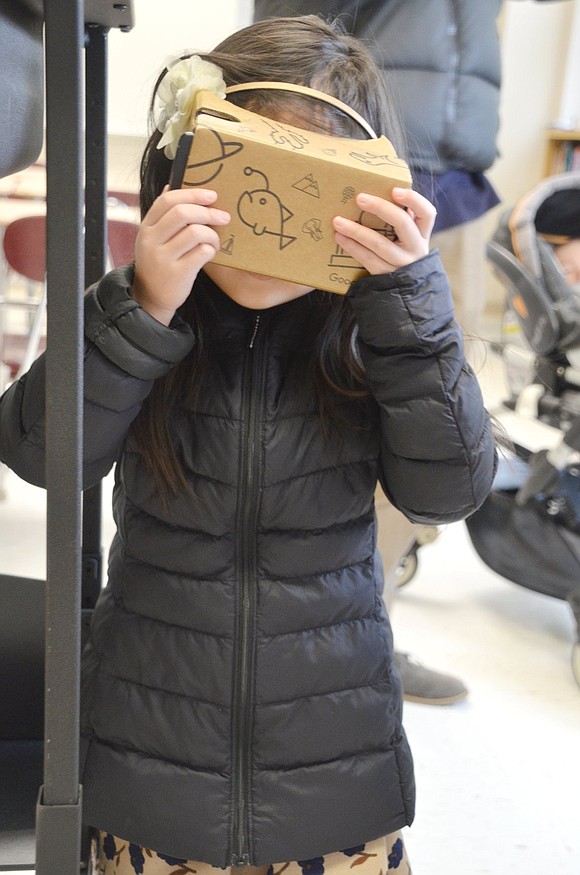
414,524,440,546
395,546,418,588
572,641,580,690
394,526,439,588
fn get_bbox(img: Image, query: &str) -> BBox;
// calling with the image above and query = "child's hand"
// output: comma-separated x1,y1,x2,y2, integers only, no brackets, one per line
132,187,230,325
332,187,436,276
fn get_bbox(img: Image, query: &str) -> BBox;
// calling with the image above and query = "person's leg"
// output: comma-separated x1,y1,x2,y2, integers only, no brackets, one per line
92,832,271,875
275,832,411,875
374,488,416,613
431,215,488,336
375,489,468,705
92,831,412,874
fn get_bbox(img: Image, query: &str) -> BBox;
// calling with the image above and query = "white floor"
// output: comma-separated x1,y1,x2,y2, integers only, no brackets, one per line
1,331,579,874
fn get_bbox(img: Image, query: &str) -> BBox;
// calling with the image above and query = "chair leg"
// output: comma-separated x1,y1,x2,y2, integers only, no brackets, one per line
15,282,47,379
0,355,8,500
0,462,7,501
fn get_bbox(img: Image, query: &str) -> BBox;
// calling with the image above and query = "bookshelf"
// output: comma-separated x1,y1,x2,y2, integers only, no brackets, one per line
545,128,580,176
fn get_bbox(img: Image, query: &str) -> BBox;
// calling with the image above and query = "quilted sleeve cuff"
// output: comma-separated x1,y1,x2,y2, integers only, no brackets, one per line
84,266,195,379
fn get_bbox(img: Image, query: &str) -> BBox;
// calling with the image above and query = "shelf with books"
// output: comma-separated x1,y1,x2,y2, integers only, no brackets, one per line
545,129,580,176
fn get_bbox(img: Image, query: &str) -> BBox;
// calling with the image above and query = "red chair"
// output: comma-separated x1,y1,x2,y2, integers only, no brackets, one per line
3,213,46,282
1,214,47,381
107,188,139,209
1,215,138,388
107,218,138,268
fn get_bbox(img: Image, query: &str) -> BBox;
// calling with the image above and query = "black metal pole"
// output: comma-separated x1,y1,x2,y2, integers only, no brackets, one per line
36,0,84,870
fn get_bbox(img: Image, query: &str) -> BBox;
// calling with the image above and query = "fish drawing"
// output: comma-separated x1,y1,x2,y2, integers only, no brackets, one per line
237,167,297,250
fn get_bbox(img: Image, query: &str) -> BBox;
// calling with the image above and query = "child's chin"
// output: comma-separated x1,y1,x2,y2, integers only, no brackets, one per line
246,271,275,282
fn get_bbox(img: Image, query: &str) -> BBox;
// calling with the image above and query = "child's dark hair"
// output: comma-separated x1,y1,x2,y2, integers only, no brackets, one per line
132,15,407,496
139,16,405,216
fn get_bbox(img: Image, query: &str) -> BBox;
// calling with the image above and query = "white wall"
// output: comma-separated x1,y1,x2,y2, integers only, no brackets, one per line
557,0,580,127
489,0,576,209
483,0,577,309
107,0,253,138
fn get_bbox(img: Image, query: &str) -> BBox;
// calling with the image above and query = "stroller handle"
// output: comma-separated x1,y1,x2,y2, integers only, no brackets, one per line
486,239,560,356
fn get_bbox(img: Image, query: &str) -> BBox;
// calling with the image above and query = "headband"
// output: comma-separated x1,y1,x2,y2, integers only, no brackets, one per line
155,55,378,159
224,81,378,140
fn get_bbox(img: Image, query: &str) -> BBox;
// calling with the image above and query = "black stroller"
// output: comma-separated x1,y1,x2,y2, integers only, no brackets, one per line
464,171,580,688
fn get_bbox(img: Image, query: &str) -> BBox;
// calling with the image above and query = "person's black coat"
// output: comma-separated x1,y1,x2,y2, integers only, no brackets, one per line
0,253,496,865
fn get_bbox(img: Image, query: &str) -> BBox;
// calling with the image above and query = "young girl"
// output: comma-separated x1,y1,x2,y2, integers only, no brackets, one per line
0,15,496,875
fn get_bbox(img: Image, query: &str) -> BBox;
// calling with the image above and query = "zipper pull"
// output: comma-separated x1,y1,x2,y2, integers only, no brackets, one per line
248,314,261,349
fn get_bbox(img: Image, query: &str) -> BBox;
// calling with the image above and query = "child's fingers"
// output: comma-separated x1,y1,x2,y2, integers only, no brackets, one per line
142,187,224,228
356,190,435,244
135,222,223,279
333,220,417,273
333,193,434,274
179,241,220,275
146,201,230,247
332,188,435,272
333,213,412,267
334,231,398,276
166,223,223,261
390,187,437,240
131,189,232,323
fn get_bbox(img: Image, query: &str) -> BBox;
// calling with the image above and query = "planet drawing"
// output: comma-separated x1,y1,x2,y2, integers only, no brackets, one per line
182,128,244,187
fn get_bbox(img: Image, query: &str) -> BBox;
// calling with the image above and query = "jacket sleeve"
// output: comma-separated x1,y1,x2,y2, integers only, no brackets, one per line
0,266,195,489
347,250,497,524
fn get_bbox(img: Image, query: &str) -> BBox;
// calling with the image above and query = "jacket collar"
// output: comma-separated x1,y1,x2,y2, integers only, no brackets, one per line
194,270,332,348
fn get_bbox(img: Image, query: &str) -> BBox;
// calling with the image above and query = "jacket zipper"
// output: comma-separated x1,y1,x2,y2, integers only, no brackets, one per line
231,314,264,866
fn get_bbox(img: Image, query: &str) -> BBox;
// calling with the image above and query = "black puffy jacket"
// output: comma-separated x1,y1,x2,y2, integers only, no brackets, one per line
0,253,496,866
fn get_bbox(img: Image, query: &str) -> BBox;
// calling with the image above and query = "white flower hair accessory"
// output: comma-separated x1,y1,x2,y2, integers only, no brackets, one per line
155,55,226,159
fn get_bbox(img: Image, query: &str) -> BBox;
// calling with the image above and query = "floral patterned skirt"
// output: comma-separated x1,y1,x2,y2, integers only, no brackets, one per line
92,831,411,875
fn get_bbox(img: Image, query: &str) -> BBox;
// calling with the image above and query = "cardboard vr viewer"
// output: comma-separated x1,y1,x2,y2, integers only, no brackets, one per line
169,90,412,295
